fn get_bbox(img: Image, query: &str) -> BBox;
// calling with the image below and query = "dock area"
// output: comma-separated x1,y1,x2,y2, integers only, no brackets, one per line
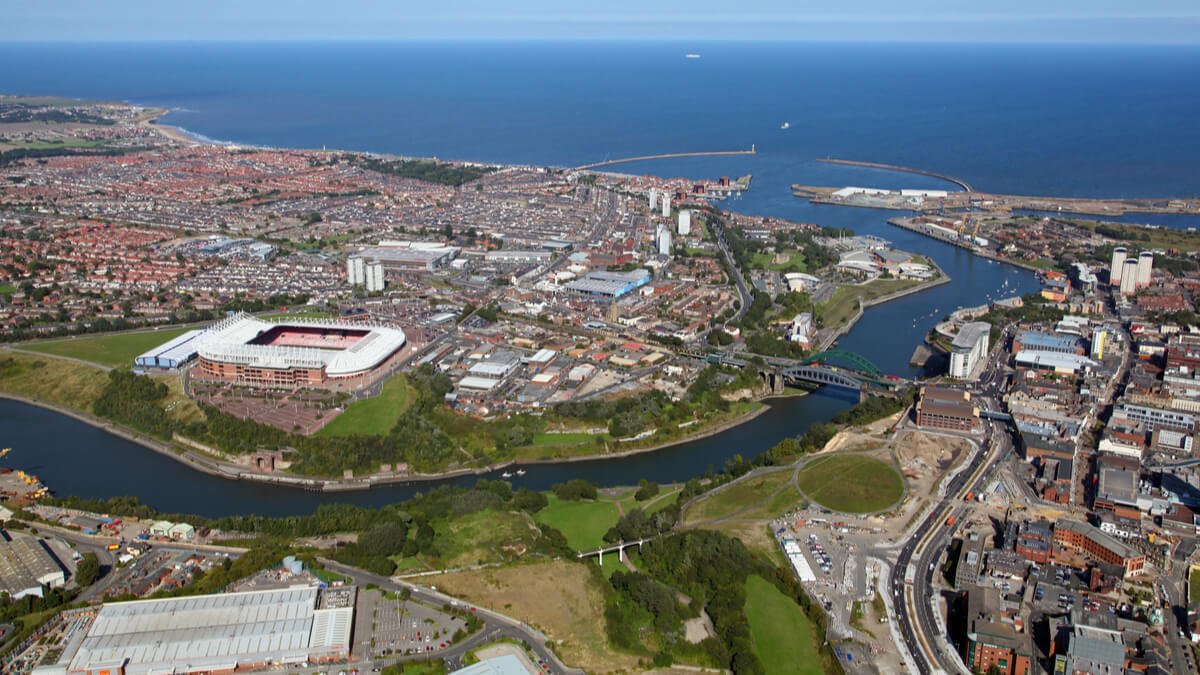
815,158,973,191
794,183,1200,217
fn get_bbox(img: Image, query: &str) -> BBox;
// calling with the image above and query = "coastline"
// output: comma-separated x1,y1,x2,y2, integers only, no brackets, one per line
0,385,784,493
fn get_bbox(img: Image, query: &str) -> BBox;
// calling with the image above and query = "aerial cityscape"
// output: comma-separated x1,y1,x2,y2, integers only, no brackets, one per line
0,3,1199,675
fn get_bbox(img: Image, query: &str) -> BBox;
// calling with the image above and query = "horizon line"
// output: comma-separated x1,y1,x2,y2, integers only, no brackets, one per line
4,37,1200,46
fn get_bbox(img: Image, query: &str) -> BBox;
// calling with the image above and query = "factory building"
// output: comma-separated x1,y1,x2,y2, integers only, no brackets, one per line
563,269,651,298
1109,247,1127,286
1119,259,1139,295
678,210,692,236
949,322,991,380
133,329,205,369
58,586,356,675
356,241,458,271
0,531,65,600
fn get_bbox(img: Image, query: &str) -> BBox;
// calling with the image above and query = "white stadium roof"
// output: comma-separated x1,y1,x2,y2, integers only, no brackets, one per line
197,313,405,377
68,587,353,675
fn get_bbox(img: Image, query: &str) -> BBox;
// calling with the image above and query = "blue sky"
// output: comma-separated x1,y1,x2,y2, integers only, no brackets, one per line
5,0,1200,43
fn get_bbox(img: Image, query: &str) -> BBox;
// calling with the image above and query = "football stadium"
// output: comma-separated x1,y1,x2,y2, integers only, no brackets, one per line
194,313,406,388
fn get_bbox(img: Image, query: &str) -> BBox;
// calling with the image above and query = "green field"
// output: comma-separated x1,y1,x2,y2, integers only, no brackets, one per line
23,327,194,369
318,374,412,437
533,496,620,551
795,454,904,513
744,575,826,675
529,431,597,447
1191,568,1200,603
0,284,16,295
683,469,794,525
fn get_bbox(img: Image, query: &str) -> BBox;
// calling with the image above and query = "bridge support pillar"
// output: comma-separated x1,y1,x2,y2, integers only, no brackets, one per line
619,545,625,563
597,549,602,567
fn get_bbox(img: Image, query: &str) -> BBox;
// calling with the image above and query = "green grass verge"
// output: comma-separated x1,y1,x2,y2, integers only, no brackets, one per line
744,575,826,675
318,374,412,437
795,454,904,513
0,351,110,411
23,327,193,369
1190,568,1200,604
683,470,794,526
533,495,620,551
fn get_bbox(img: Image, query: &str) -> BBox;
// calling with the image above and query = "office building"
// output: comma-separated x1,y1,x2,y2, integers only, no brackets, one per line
661,192,670,217
1053,518,1145,577
949,322,991,380
915,387,980,433
963,587,1034,675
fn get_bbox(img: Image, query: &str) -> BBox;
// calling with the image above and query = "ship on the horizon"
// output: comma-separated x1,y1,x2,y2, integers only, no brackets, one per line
685,53,701,59
780,122,790,130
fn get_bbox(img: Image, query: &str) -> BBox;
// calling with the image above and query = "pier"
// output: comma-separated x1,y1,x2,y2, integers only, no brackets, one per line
575,146,756,171
816,158,974,192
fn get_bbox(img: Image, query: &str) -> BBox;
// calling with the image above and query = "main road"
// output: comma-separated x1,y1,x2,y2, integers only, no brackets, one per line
889,410,1011,675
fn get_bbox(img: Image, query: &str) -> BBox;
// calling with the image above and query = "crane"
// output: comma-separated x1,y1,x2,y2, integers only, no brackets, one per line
0,448,10,461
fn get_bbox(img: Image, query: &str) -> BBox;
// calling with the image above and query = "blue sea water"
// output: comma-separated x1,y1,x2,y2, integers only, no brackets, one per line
2,41,1198,199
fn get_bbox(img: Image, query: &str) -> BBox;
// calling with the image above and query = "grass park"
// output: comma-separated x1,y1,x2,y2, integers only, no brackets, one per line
795,454,904,513
683,469,794,526
744,574,827,675
816,278,925,329
22,326,194,369
1190,567,1200,604
533,495,621,551
318,374,412,437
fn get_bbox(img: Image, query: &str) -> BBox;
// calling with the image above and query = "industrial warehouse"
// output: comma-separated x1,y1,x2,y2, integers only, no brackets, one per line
193,313,406,388
53,586,356,675
0,531,65,600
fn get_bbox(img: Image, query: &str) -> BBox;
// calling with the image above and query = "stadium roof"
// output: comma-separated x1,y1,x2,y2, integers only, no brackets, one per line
68,587,353,675
196,313,405,377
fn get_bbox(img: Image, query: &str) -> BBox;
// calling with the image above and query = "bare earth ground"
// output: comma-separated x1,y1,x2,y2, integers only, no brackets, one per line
894,429,971,496
473,643,542,673
818,411,904,455
432,560,642,673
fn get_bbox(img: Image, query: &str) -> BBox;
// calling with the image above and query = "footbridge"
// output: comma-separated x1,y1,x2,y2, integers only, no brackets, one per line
576,537,657,566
